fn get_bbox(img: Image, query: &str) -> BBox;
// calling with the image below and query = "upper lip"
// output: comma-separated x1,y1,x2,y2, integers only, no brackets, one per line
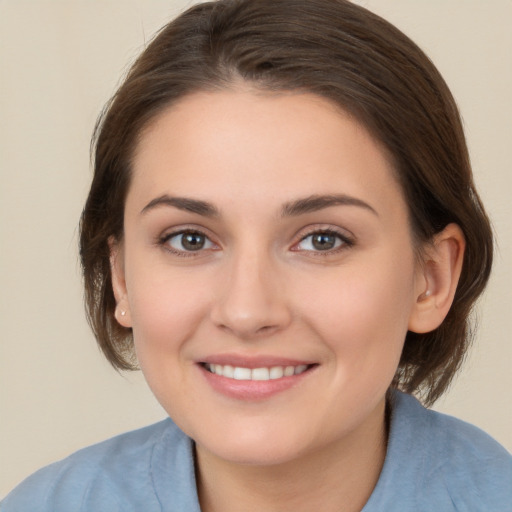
198,354,316,369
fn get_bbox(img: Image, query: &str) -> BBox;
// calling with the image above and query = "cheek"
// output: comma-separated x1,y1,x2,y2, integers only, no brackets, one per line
126,268,214,425
126,265,212,365
296,252,416,369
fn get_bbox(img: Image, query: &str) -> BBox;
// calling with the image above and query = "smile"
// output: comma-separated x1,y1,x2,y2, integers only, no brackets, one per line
203,363,310,381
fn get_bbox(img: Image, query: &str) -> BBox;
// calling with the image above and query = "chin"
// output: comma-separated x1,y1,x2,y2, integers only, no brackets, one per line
193,420,321,467
202,440,306,467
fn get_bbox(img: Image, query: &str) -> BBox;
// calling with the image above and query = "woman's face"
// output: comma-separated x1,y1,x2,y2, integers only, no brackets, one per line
114,89,425,466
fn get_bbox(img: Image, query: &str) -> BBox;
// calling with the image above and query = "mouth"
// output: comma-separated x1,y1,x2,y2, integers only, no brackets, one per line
198,359,317,400
201,362,312,381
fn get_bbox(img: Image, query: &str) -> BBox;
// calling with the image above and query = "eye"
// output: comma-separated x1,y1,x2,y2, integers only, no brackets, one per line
164,230,215,253
294,230,350,252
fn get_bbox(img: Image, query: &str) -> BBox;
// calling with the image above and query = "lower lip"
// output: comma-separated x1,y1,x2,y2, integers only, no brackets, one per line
199,364,315,401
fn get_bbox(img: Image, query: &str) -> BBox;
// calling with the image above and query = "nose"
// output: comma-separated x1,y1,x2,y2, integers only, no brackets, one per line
210,248,292,339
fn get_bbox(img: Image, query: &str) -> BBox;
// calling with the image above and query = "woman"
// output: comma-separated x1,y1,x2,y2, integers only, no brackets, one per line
2,0,510,510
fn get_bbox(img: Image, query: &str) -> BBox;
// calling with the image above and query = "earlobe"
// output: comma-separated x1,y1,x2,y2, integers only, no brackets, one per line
113,304,132,327
408,223,465,334
109,236,133,328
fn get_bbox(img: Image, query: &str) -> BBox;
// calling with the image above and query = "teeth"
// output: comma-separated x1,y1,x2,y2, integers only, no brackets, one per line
233,367,251,380
294,364,308,375
205,363,310,380
284,366,295,377
223,365,234,378
252,368,270,380
269,366,284,379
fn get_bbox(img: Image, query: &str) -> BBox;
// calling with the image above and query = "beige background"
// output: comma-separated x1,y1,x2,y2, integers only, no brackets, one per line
1,0,510,498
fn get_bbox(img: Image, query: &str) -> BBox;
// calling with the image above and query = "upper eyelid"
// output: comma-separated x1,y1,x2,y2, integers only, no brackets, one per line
294,224,355,242
158,229,217,257
294,232,351,249
290,226,356,256
162,230,211,242
158,227,217,253
159,225,215,241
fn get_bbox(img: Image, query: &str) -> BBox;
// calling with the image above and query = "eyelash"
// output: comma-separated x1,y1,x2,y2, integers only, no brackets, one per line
292,228,354,256
158,227,354,258
158,229,217,258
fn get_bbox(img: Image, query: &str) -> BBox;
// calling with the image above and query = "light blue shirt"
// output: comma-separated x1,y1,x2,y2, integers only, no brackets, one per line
2,391,511,511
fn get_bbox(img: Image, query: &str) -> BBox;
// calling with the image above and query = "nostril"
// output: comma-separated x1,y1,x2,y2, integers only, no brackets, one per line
256,325,275,333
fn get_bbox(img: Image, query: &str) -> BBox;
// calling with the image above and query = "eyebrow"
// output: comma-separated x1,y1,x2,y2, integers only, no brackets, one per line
140,195,219,217
280,194,378,217
140,193,377,218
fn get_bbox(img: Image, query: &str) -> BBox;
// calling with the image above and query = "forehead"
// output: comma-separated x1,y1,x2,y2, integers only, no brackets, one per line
128,89,405,220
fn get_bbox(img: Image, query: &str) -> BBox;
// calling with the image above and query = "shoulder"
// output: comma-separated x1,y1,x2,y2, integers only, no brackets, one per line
1,418,195,512
396,391,511,467
384,391,512,511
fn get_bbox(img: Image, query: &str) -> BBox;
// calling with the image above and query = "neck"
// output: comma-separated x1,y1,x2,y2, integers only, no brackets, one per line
195,399,387,512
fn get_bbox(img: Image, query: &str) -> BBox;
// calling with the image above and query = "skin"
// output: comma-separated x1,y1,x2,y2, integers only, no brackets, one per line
111,88,464,512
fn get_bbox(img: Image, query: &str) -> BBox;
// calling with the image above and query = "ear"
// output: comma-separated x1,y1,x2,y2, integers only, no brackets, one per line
408,223,465,333
109,236,133,328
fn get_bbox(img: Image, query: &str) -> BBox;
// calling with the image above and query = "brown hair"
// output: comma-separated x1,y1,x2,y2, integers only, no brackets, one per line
80,0,493,405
